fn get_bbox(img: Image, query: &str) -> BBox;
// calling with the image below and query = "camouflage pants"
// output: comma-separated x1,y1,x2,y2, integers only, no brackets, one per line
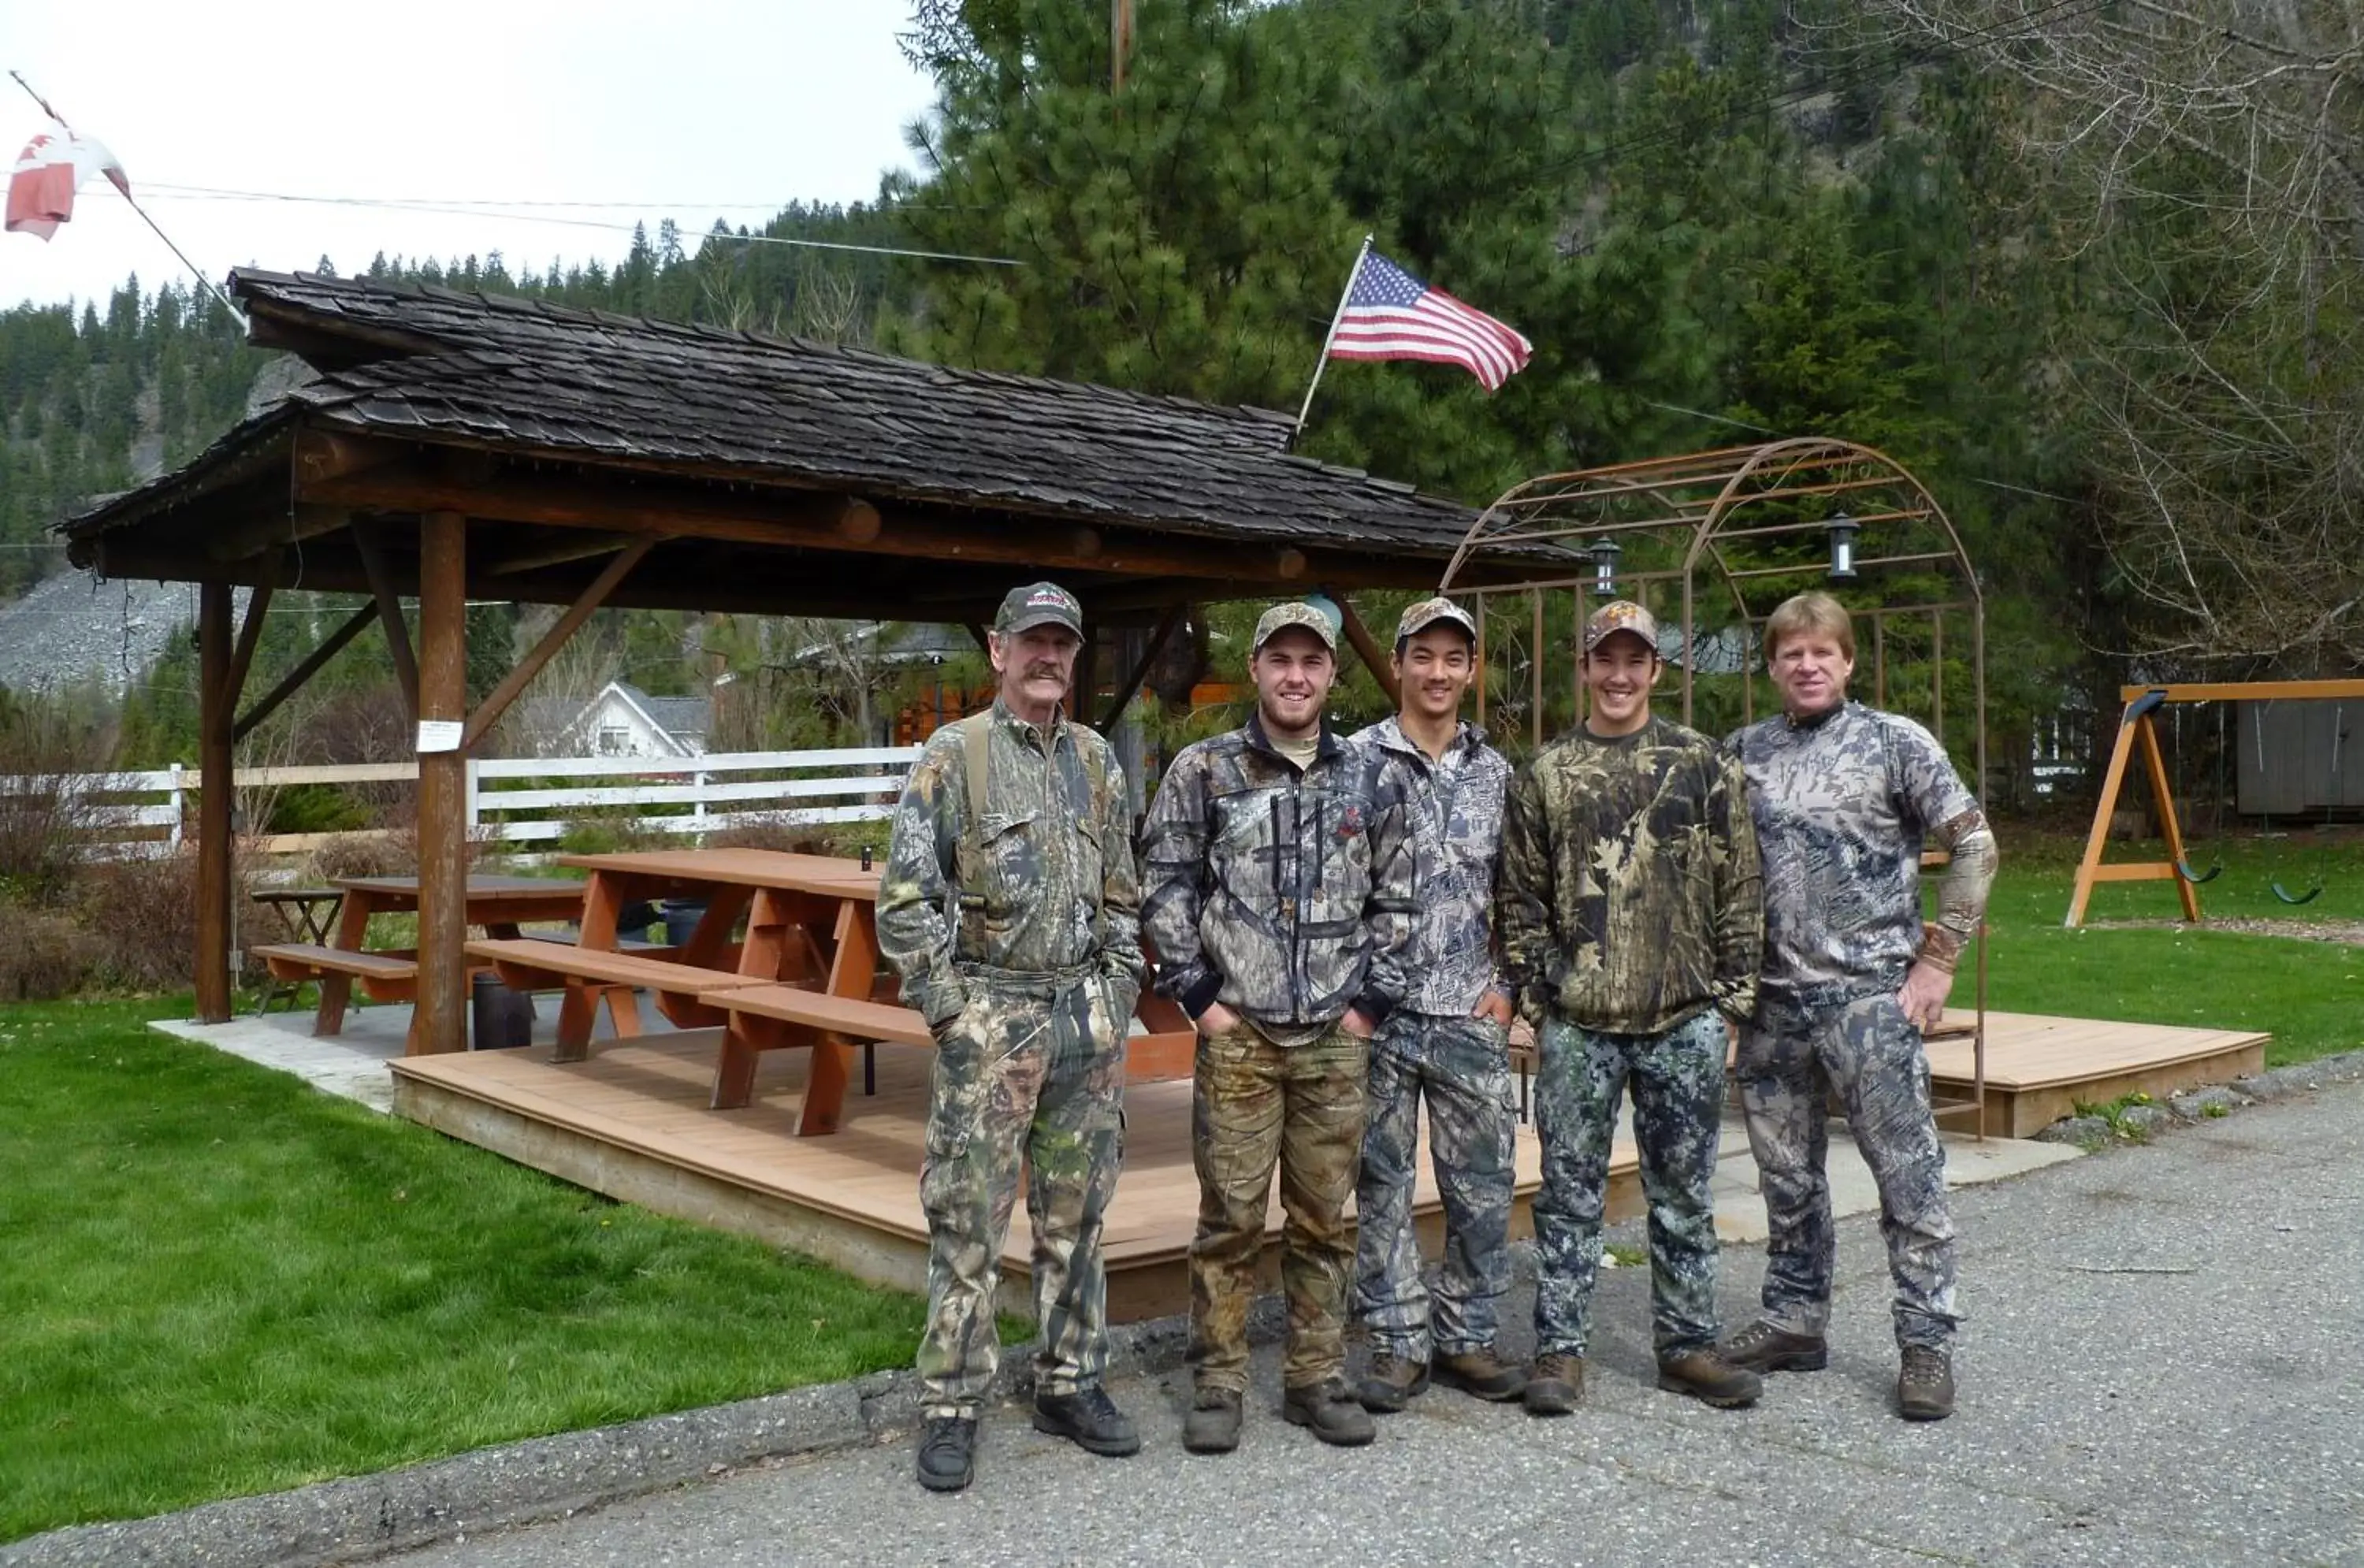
1532,1009,1728,1359
1737,992,1959,1350
1189,1021,1369,1393
916,971,1129,1418
1352,1012,1517,1358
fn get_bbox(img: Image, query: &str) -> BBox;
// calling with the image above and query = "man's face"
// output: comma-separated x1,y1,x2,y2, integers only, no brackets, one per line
1770,628,1854,718
1252,629,1335,734
1582,633,1660,727
1392,625,1475,725
988,623,1080,712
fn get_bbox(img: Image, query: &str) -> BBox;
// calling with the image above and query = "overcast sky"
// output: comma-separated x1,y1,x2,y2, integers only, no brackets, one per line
2,0,939,311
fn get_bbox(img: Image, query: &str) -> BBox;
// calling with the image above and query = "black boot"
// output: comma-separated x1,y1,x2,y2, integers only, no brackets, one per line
916,1414,976,1492
1033,1386,1142,1457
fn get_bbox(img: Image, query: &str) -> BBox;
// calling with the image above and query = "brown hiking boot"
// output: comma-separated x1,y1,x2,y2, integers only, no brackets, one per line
1523,1352,1585,1417
1183,1386,1243,1454
1282,1378,1377,1447
1657,1349,1764,1409
1432,1345,1528,1402
1720,1319,1830,1373
1898,1345,1956,1421
1355,1351,1431,1414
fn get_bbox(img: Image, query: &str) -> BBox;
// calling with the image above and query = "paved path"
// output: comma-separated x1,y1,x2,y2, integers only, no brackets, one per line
389,1078,2364,1568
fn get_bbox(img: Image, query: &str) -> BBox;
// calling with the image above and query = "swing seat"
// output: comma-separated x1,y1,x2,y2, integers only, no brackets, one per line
2269,879,2325,907
2173,857,2224,886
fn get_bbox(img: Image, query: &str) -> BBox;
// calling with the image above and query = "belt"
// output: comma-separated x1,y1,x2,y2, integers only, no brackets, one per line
954,958,1100,998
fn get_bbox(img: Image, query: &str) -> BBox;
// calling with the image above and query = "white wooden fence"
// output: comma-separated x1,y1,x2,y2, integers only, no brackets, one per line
0,745,922,856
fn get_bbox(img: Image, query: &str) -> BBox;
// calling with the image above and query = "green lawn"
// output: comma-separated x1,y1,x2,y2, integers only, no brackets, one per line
1972,833,2364,1068
0,998,932,1542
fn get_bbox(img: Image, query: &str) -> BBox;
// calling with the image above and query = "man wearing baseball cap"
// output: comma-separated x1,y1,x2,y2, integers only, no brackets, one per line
879,581,1147,1492
1139,600,1415,1453
1496,600,1766,1415
1347,597,1526,1414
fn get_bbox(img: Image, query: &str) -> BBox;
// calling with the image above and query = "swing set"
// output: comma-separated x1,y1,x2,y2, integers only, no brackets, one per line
2063,678,2364,927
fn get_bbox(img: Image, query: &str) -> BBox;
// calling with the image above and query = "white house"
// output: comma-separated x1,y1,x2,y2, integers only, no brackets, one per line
566,680,713,760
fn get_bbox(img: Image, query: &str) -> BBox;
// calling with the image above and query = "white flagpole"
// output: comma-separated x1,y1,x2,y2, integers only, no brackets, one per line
9,71,248,330
1290,233,1373,444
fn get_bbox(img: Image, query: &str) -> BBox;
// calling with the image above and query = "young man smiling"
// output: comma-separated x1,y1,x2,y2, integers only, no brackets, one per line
1496,600,1764,1415
1719,592,1998,1422
1139,601,1414,1454
1347,597,1524,1414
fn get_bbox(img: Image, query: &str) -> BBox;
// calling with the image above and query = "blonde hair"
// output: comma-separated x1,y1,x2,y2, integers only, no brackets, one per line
1763,592,1857,661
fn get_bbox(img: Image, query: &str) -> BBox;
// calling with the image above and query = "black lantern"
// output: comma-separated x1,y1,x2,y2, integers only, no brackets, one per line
1590,535,1622,595
1827,513,1859,581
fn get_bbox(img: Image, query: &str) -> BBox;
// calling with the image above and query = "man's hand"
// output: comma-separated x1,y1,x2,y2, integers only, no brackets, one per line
1340,1007,1377,1040
1471,990,1515,1028
1898,960,1955,1033
1195,1001,1242,1038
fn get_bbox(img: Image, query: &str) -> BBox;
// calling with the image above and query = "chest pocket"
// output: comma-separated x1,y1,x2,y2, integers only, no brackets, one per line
976,810,1040,921
1307,788,1376,924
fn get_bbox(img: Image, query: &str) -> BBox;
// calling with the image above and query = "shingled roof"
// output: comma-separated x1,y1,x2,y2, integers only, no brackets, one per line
68,269,1481,559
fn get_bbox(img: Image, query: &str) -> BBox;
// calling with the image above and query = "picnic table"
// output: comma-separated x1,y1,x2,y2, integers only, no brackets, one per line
468,848,1195,1135
252,874,588,1049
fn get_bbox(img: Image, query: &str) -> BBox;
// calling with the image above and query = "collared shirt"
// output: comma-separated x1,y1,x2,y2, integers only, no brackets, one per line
1351,714,1511,1018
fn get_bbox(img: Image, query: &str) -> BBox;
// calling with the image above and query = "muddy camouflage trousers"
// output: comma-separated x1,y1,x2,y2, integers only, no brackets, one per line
1533,1009,1728,1358
916,968,1128,1418
1189,1022,1370,1393
1736,991,1959,1350
1352,1013,1517,1358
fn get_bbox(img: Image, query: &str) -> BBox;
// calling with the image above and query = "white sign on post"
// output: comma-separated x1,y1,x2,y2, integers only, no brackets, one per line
415,719,464,754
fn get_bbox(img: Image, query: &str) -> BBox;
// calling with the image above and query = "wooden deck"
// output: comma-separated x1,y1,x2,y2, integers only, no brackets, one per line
1925,1009,2269,1138
389,1006,2267,1318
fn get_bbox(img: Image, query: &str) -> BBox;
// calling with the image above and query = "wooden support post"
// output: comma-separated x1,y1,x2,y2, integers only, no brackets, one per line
1530,588,1544,749
1931,609,1946,745
2135,713,2203,922
1326,588,1399,708
1098,602,1186,731
1872,612,1887,711
412,510,468,1054
1072,623,1099,726
2065,699,2148,929
195,582,235,1023
234,603,375,742
461,537,654,751
226,574,276,706
351,517,420,720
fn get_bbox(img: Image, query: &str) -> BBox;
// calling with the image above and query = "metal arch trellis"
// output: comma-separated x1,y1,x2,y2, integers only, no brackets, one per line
1437,437,1991,1139
1437,437,1986,799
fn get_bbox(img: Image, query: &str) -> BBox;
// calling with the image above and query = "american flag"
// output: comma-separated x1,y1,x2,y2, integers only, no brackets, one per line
1328,250,1533,392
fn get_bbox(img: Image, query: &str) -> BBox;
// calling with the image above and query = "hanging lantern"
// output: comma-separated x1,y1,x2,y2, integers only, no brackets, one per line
1827,513,1859,580
1590,535,1622,595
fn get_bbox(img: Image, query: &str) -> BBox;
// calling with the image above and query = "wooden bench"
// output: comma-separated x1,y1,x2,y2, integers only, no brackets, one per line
701,983,934,1124
251,941,448,1047
466,937,764,1061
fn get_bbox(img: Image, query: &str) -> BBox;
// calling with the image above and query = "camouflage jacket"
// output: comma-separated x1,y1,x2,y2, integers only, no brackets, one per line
876,700,1145,1028
1727,700,1994,1008
1496,715,1764,1034
1138,713,1415,1039
1351,715,1513,1018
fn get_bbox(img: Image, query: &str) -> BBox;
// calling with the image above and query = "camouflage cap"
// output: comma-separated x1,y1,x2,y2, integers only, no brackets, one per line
1251,600,1339,655
1394,595,1479,648
994,581,1084,637
1582,599,1661,657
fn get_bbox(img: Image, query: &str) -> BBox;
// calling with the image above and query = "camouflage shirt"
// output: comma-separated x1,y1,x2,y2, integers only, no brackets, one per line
1351,715,1512,1018
1138,713,1415,1041
1496,715,1764,1034
1727,700,1993,1008
876,700,1145,1027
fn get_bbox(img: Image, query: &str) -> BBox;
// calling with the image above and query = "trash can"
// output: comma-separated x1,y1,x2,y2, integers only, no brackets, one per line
662,898,708,948
470,971,535,1050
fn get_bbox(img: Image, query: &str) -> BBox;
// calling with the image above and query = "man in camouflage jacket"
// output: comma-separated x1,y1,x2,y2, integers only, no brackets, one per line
1496,600,1766,1416
1138,601,1415,1454
1719,591,1998,1424
877,581,1147,1493
1347,597,1526,1414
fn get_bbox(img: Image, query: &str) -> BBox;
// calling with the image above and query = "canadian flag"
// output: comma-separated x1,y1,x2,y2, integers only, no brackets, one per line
7,130,128,240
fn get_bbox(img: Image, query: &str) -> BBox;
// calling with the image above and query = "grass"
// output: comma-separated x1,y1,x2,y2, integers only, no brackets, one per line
1968,832,2364,1068
0,996,937,1543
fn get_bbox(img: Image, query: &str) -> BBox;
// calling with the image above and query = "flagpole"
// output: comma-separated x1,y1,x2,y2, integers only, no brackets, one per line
9,71,248,330
1290,233,1373,446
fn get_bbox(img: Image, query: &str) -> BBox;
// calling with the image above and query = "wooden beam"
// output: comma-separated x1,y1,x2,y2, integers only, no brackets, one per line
2116,679,2364,703
225,572,277,709
461,537,656,752
1073,624,1098,724
965,623,991,653
1098,601,1187,730
299,466,1451,589
1326,589,1400,708
292,429,412,489
206,502,353,564
195,583,235,1024
481,530,644,576
413,510,469,1056
234,602,376,742
349,516,420,720
2134,713,2203,922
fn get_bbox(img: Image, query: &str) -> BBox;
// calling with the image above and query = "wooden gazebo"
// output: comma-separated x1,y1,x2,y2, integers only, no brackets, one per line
61,269,1518,1051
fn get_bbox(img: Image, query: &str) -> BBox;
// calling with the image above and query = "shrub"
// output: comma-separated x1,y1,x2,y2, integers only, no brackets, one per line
71,851,203,991
0,899,99,1001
